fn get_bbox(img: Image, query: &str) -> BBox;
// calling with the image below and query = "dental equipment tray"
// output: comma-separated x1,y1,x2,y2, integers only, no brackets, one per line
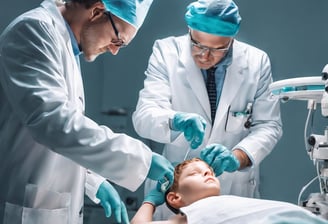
269,76,325,102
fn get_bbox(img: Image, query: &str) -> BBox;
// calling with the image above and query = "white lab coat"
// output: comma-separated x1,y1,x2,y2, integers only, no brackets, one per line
0,0,152,223
132,34,282,219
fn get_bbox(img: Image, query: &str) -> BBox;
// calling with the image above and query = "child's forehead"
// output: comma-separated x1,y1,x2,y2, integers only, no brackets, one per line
183,160,210,171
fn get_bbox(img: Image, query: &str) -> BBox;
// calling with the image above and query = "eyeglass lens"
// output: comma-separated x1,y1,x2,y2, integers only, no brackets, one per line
105,12,126,48
189,32,231,56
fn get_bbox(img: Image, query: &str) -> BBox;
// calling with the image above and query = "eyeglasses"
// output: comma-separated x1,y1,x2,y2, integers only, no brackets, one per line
104,12,127,48
189,31,232,56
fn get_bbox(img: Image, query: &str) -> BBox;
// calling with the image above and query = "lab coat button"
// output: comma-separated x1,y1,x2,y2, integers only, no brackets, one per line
249,179,255,185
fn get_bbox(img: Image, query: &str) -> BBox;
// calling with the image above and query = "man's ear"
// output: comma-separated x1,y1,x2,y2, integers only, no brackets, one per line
166,192,184,209
89,2,106,21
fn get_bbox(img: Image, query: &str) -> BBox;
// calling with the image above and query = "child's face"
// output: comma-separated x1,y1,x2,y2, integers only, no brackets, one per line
177,160,220,206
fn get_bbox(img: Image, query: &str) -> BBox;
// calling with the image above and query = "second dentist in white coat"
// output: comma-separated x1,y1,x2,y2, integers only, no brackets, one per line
133,0,282,220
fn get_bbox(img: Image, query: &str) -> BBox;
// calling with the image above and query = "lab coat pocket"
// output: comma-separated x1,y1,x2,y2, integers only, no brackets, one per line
23,184,71,209
3,203,22,224
3,184,71,224
225,112,248,133
3,202,69,224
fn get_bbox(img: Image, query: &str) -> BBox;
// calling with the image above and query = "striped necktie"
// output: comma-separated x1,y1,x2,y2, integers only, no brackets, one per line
206,67,217,125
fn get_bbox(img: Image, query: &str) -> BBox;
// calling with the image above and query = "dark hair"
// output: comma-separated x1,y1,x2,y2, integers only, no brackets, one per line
69,0,102,9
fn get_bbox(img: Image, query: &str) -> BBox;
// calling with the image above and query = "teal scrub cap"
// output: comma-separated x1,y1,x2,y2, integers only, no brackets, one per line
102,0,153,30
185,0,241,37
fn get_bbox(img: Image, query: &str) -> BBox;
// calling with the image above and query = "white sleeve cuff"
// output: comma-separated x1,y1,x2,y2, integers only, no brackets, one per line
85,170,106,204
232,146,254,172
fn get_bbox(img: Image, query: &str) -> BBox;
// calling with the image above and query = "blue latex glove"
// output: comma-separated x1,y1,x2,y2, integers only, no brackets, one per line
143,187,165,207
147,152,174,192
172,112,206,149
96,180,129,224
200,144,240,176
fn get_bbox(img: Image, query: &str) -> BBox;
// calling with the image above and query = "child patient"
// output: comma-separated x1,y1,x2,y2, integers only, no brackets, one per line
131,158,328,224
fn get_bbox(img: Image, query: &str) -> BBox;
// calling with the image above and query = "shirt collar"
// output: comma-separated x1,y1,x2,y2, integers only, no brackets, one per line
65,21,81,56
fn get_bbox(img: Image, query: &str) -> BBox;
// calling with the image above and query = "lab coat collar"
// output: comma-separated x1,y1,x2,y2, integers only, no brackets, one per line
41,0,81,72
214,40,248,126
41,0,68,41
179,34,212,120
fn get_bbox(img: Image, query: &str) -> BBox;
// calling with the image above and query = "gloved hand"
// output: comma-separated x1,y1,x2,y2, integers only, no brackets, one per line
143,187,165,207
96,180,129,224
200,144,240,176
147,152,174,192
172,112,206,149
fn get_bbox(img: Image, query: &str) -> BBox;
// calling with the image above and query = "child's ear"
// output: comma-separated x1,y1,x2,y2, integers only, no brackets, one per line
167,192,184,208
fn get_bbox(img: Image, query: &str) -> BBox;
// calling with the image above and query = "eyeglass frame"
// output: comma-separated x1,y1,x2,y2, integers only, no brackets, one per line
104,12,127,48
189,30,232,56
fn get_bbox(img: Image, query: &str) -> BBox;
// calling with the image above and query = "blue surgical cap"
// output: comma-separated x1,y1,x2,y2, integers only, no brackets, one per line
102,0,153,30
185,0,241,37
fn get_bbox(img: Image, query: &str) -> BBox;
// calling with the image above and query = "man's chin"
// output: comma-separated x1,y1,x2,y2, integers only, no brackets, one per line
196,62,213,70
84,54,99,62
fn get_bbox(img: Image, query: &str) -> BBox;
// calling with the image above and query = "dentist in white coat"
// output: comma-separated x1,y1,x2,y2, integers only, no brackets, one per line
0,0,174,223
133,0,282,220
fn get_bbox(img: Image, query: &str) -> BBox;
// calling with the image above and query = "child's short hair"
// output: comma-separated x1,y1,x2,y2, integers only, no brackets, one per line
165,158,208,214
